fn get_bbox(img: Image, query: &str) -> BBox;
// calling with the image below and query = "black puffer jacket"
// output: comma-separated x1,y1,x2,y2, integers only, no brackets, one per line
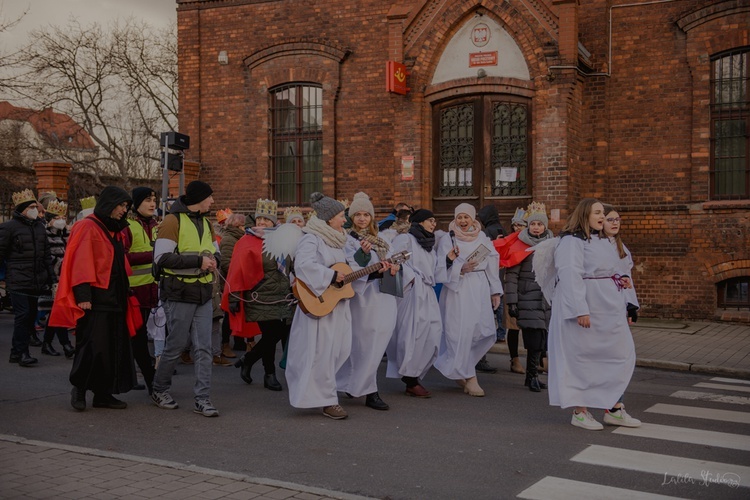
477,205,505,241
0,212,54,293
504,252,550,330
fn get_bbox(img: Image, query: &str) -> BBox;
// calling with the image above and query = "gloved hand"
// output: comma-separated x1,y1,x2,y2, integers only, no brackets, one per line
508,303,519,318
229,301,242,314
627,303,638,323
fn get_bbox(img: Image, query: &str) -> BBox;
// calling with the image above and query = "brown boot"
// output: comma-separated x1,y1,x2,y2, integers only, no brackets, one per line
212,355,233,367
510,357,525,374
221,343,236,358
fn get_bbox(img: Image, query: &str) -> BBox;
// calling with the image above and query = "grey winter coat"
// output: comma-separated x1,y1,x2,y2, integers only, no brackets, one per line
504,252,550,331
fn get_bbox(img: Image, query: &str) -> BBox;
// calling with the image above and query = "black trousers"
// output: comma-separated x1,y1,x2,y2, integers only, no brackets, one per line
244,319,290,374
9,291,38,355
522,328,548,378
507,329,520,359
130,308,155,389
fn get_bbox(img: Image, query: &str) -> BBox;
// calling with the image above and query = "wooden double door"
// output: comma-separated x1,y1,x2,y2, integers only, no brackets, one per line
431,95,531,223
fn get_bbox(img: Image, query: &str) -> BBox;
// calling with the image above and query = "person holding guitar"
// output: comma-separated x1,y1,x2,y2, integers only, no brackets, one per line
337,192,398,411
435,203,503,397
387,209,443,398
286,192,353,420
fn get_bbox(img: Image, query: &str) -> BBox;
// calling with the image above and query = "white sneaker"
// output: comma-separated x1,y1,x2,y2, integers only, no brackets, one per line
571,410,604,431
604,407,641,427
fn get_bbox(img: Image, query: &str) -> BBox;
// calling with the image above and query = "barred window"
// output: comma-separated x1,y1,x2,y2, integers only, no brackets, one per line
717,277,750,309
269,84,323,204
710,48,750,199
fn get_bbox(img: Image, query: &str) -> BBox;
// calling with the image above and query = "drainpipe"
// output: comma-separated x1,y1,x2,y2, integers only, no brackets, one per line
549,0,683,78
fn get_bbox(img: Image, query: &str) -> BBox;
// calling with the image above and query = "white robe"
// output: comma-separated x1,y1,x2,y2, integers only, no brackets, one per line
548,235,636,410
434,232,503,379
286,233,352,408
336,235,397,397
386,232,442,379
615,241,639,309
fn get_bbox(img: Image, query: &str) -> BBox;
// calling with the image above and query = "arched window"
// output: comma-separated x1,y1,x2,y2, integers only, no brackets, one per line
269,84,323,204
710,47,750,199
717,277,750,309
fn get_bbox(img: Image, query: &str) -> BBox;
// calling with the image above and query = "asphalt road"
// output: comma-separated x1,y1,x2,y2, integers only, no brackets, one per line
0,312,747,499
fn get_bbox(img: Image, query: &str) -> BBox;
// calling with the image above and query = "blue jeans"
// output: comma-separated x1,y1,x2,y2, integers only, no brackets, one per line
10,291,38,355
153,300,213,402
495,297,506,341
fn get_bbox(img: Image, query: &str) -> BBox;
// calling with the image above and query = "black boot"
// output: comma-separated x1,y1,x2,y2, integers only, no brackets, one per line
41,342,60,356
18,352,38,367
475,355,497,374
62,343,75,359
71,387,86,411
365,392,390,410
528,377,546,392
235,353,253,384
263,373,283,391
29,331,42,347
92,394,127,409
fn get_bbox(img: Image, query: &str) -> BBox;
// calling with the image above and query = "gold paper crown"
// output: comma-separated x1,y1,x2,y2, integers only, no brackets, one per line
216,208,233,223
338,198,350,209
255,198,278,219
46,199,68,217
524,201,547,220
80,196,97,210
284,206,304,221
12,189,37,207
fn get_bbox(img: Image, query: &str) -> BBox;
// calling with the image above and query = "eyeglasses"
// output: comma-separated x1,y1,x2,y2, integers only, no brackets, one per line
606,217,621,223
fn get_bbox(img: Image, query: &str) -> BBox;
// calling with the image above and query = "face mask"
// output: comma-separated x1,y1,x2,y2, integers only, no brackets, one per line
25,208,39,220
52,219,67,230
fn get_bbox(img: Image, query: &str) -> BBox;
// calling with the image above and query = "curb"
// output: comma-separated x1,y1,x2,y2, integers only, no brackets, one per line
487,345,750,380
0,434,375,500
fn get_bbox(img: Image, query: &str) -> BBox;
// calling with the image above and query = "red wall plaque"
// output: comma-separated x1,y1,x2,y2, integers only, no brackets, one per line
469,51,498,67
386,61,408,95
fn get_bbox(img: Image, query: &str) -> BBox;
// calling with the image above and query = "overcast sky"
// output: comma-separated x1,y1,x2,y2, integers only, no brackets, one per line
1,0,177,52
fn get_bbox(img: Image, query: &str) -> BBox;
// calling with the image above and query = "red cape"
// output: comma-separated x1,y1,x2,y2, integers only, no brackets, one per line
49,216,134,331
220,234,262,338
493,232,532,269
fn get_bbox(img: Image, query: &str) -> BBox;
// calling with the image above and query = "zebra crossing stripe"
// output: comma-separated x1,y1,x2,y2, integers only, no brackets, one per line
694,382,750,394
670,390,750,405
571,445,749,488
612,422,750,451
517,476,682,499
645,403,750,424
710,377,750,385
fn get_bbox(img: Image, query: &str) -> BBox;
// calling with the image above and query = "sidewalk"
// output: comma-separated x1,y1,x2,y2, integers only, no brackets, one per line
489,318,750,379
0,435,373,500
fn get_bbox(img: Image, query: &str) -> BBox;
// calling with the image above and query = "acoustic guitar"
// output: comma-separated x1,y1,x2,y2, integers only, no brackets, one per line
293,250,411,318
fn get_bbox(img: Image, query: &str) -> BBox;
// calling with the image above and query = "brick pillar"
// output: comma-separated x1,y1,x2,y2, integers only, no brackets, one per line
553,0,579,66
386,5,410,62
168,160,201,199
33,160,72,200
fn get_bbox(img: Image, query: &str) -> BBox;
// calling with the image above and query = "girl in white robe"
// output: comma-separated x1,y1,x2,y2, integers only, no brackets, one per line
387,209,443,398
337,192,397,411
603,205,640,323
286,193,352,420
435,203,502,397
547,198,642,431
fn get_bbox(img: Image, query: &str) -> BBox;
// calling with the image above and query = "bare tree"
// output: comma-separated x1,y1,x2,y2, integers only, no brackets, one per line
5,17,177,185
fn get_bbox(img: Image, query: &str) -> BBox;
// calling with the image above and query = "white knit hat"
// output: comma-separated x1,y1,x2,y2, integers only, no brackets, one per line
454,202,476,220
348,192,374,218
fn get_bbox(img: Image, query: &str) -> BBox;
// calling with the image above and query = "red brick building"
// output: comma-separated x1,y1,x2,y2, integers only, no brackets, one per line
176,0,750,321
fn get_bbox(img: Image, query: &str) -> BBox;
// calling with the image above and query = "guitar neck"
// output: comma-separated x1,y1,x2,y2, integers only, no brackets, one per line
344,256,400,284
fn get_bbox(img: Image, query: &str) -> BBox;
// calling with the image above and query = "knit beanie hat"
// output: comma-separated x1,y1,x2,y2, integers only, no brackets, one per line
524,201,548,228
131,187,156,212
410,208,434,224
348,192,374,218
37,191,58,210
454,202,476,221
511,207,527,226
310,192,345,222
184,181,213,205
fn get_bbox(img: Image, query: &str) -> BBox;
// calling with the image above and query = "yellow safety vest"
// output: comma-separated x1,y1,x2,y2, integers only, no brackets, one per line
127,218,156,288
161,213,215,284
